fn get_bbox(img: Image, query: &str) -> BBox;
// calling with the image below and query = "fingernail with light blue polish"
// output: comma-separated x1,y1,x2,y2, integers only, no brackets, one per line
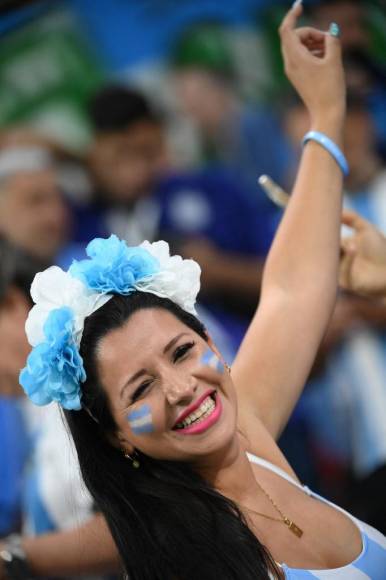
292,0,302,8
329,22,340,37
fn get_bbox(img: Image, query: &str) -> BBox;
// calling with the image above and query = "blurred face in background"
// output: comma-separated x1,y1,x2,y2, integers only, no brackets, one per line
88,120,167,205
284,102,380,191
0,286,30,395
344,108,380,191
174,69,231,133
0,169,70,261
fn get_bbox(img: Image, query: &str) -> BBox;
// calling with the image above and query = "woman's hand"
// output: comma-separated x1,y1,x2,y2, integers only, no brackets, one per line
340,211,386,298
280,2,345,128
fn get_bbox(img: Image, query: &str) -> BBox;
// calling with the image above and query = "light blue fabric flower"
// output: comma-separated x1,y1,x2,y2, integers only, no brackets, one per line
19,307,85,411
69,235,160,294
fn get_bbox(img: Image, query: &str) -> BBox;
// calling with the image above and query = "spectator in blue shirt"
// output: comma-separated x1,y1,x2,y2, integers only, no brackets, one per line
171,23,293,197
73,85,279,350
0,240,46,536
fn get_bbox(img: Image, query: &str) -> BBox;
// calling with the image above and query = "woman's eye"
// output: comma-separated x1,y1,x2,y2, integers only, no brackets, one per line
132,380,153,402
173,342,195,363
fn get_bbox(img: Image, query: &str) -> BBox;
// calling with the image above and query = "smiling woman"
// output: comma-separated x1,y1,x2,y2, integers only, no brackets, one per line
18,3,386,580
59,290,278,578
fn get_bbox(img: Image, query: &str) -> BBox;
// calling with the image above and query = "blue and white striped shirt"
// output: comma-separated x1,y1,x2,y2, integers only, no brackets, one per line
247,454,386,579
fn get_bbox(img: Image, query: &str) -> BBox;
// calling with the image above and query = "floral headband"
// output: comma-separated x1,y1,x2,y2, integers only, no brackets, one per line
19,236,201,411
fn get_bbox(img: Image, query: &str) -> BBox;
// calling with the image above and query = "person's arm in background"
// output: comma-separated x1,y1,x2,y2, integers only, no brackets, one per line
178,180,277,301
179,238,265,299
340,210,386,300
0,514,120,578
180,192,279,301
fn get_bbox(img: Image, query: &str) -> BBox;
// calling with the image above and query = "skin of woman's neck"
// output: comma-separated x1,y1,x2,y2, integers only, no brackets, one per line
193,432,259,503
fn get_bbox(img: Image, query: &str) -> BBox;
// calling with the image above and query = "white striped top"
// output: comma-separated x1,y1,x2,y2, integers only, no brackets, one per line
247,453,386,579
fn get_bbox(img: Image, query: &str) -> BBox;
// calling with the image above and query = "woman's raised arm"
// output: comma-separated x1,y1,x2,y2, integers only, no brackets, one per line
232,3,346,440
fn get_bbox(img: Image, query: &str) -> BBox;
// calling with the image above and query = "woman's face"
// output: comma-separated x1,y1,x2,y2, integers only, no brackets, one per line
96,308,237,463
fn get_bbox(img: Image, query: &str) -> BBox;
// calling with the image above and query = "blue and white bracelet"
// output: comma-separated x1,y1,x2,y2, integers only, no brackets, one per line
302,130,349,177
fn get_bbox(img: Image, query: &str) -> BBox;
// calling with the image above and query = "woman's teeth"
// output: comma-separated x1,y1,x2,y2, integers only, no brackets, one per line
175,395,215,429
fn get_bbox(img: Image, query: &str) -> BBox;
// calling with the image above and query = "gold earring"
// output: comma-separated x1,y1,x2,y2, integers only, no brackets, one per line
124,451,140,468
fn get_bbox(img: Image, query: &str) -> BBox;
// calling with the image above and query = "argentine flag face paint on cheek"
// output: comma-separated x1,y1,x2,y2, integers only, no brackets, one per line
200,348,225,373
127,404,154,435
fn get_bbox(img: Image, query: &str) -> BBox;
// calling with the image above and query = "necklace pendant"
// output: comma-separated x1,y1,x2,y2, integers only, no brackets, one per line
284,519,303,538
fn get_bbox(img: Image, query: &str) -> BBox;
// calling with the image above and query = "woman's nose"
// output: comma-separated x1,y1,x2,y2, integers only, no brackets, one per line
162,373,197,406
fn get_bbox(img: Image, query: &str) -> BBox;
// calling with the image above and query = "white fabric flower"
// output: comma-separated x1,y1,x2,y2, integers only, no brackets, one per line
26,266,111,347
137,241,201,315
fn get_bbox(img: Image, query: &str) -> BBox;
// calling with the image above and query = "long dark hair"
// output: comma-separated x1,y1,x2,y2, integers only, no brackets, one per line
65,292,281,579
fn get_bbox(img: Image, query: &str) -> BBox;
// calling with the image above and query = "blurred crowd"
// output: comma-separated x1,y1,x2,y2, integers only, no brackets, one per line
0,0,385,577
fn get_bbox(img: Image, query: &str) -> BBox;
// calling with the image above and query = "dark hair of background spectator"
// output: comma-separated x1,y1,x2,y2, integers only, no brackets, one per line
0,237,47,304
88,86,162,134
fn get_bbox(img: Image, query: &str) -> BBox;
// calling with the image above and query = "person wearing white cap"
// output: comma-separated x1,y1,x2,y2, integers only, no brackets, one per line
0,145,70,262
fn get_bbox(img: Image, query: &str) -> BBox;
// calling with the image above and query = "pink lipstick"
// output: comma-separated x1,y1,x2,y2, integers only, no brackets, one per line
173,391,222,435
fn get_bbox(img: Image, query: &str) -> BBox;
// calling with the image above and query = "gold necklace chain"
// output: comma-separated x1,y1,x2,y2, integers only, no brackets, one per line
240,479,304,539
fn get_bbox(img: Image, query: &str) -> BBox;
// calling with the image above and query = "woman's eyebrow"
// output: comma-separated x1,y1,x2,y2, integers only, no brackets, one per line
163,332,190,354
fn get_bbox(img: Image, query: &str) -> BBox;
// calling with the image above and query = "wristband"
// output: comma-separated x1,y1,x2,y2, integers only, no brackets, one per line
302,130,349,176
